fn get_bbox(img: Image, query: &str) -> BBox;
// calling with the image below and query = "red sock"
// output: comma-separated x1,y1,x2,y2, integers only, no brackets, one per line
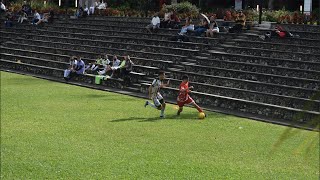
194,104,203,112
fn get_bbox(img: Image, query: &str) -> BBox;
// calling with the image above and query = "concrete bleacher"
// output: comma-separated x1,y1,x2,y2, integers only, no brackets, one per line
0,15,319,130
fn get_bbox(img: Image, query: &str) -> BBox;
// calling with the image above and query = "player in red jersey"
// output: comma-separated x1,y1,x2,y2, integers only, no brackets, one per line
177,75,205,116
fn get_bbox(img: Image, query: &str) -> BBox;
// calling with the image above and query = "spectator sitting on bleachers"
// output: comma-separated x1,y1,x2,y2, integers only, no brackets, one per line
96,54,110,74
84,5,89,15
64,56,85,81
98,2,107,9
76,7,85,18
17,10,28,23
167,11,180,29
0,0,7,13
31,10,41,25
22,1,32,15
146,13,160,34
97,2,106,15
120,55,134,86
261,25,297,40
160,11,172,28
222,10,232,26
206,15,219,37
89,4,95,15
194,18,209,36
85,60,97,74
94,54,110,72
178,17,194,35
35,12,50,25
48,9,54,23
121,55,134,76
229,11,246,33
64,56,78,80
98,55,120,77
4,12,13,27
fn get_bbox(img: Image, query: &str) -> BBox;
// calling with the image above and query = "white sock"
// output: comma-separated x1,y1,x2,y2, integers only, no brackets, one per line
148,101,157,109
160,108,165,116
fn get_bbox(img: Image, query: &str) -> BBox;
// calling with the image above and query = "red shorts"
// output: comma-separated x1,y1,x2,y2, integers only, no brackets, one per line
177,96,194,107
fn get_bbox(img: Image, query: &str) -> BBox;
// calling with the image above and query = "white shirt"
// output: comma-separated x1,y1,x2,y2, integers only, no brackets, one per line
151,16,160,26
102,58,110,66
1,3,6,11
113,59,120,67
34,12,40,20
164,13,171,21
150,78,162,98
70,59,77,66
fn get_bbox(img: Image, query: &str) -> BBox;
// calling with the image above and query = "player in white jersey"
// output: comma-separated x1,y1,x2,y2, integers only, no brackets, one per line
144,71,170,118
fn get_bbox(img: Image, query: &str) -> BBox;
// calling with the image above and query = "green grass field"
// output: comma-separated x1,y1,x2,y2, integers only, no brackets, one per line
1,72,319,179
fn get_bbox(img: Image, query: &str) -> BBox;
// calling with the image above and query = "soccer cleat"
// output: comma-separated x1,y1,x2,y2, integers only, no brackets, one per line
177,111,180,116
144,101,148,108
160,115,165,118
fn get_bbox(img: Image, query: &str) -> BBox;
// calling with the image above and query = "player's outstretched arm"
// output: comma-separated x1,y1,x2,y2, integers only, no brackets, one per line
161,79,170,88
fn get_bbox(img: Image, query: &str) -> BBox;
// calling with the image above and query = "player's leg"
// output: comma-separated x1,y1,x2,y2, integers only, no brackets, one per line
177,106,183,115
158,94,166,118
191,101,203,113
187,96,204,113
145,98,161,110
160,100,166,118
177,101,184,115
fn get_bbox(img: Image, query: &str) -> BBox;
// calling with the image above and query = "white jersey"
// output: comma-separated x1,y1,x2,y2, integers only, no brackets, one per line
150,78,162,99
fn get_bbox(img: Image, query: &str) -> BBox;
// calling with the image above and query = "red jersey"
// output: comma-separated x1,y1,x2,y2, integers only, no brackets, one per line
177,81,190,102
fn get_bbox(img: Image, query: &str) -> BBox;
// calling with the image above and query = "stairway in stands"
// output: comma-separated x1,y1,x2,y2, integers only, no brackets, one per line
0,16,319,130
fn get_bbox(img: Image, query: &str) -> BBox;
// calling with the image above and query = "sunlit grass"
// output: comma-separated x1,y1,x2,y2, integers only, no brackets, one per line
1,72,319,179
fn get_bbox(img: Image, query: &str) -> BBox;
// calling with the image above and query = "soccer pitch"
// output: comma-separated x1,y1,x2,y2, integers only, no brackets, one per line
1,72,319,179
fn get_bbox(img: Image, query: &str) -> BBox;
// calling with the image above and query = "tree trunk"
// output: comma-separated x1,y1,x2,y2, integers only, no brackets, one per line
268,0,274,10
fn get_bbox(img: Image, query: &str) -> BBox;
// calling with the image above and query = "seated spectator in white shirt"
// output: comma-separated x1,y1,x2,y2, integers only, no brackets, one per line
146,13,160,34
64,56,78,81
36,12,50,25
32,10,41,24
0,1,7,13
98,55,120,77
97,2,106,9
64,56,85,81
89,5,95,15
85,60,97,73
84,6,89,15
75,58,86,74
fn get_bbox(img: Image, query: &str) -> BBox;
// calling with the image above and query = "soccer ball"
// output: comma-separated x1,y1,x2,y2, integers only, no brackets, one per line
198,112,206,119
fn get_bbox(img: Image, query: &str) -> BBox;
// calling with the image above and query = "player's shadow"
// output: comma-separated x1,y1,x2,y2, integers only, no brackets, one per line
110,113,198,123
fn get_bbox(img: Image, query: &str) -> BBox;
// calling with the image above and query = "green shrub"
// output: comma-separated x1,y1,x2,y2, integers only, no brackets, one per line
162,2,199,18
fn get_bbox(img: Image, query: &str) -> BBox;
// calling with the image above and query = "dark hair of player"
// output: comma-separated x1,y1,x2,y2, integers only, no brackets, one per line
159,71,165,76
182,75,189,80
